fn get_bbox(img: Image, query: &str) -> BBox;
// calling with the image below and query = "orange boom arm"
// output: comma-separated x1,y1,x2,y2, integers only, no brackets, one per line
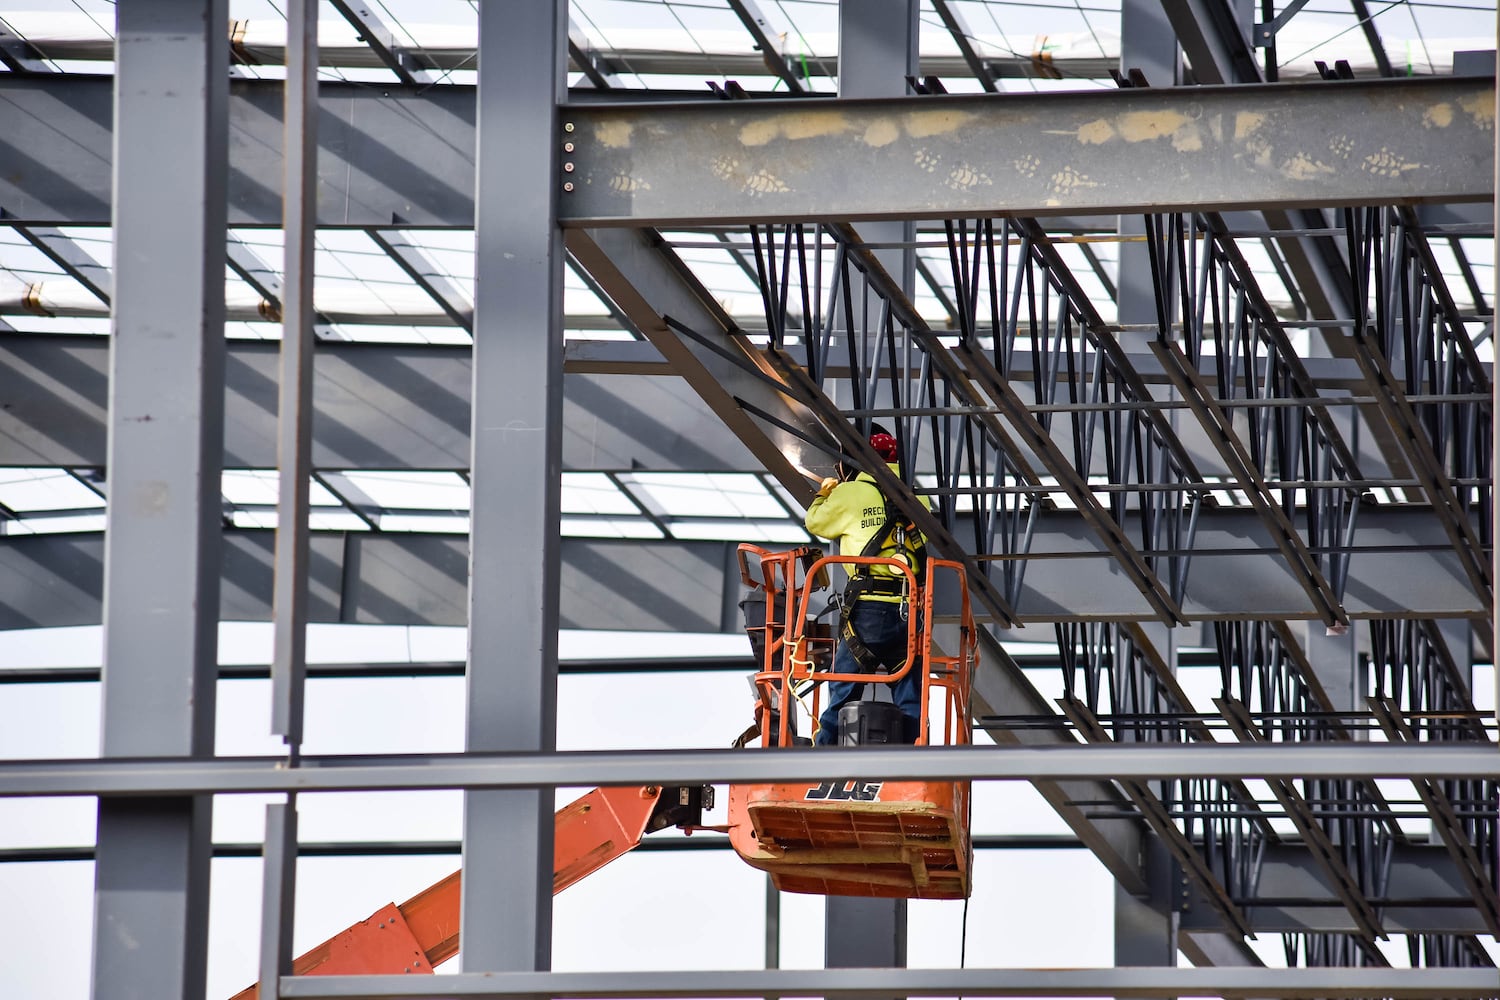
231,784,710,999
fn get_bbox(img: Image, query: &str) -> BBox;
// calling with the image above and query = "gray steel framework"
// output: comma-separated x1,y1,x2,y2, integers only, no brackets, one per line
262,966,1500,998
0,75,1490,228
4,743,1499,795
0,0,1497,995
91,4,229,1000
824,1,921,975
460,0,565,976
561,79,1491,224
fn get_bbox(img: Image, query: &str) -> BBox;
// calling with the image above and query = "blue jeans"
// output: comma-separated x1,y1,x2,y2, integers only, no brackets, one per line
815,599,922,745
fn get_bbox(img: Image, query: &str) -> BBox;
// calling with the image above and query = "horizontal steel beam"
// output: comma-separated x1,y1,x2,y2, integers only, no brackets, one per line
14,834,1476,927
0,656,757,685
267,967,1500,999
0,503,1483,630
0,533,739,633
0,335,756,471
563,77,1493,225
11,334,1454,469
1180,841,1496,935
0,76,1488,227
2,744,1497,798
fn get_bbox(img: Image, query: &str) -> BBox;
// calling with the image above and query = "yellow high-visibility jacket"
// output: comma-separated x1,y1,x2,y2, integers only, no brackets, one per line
804,465,929,592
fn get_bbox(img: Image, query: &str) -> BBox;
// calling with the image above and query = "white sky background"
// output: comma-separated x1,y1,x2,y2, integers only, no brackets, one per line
2,0,1499,996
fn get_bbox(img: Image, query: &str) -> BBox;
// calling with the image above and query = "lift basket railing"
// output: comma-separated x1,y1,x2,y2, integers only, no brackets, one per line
737,543,975,749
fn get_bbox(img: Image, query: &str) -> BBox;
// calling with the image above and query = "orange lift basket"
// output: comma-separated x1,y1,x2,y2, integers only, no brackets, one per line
727,543,978,900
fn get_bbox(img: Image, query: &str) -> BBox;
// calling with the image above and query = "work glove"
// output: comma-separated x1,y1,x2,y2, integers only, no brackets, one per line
818,476,839,497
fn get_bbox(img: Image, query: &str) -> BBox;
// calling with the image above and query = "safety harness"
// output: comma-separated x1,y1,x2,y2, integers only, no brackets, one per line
838,492,927,675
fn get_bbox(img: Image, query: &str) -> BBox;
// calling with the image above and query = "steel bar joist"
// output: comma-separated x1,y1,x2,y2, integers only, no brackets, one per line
943,217,1205,620
1370,696,1500,937
0,76,1492,228
1213,622,1410,930
1196,213,1365,596
1141,212,1361,623
1341,206,1493,603
1365,620,1500,935
742,215,1209,626
1059,696,1255,938
1216,698,1389,959
742,219,1034,623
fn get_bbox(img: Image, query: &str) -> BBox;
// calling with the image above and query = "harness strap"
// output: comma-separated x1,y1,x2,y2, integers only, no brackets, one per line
838,602,911,704
838,613,896,673
857,489,928,585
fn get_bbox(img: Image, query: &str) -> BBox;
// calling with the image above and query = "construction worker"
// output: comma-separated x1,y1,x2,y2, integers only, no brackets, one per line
804,424,928,746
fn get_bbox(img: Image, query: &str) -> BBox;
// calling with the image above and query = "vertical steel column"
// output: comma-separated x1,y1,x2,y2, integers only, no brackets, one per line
92,3,228,999
1302,624,1359,718
1113,3,1182,973
1116,840,1179,968
1119,0,1180,86
1116,0,1181,331
461,0,565,975
271,0,318,749
825,895,907,971
765,876,781,969
828,0,916,979
263,5,317,993
258,803,299,1000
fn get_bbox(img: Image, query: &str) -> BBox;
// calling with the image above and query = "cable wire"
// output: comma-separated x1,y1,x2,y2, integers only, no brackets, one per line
1277,0,1408,66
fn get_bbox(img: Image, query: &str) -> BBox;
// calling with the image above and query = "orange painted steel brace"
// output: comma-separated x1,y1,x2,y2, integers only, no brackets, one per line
232,783,704,998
